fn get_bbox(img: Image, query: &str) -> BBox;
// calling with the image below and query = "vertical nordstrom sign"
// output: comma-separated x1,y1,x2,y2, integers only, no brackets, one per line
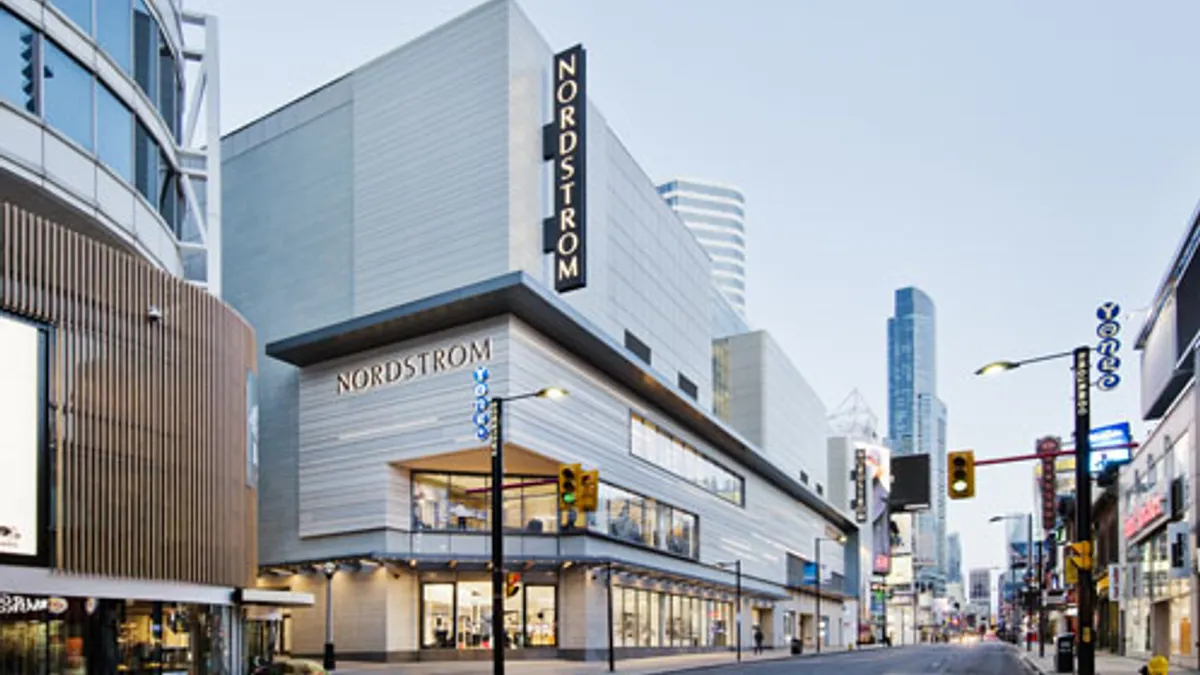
543,44,587,292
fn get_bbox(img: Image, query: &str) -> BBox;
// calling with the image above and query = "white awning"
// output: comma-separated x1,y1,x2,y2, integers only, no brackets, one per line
235,588,314,607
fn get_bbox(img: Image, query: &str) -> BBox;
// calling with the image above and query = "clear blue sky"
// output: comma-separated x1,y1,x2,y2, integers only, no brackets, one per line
191,0,1200,582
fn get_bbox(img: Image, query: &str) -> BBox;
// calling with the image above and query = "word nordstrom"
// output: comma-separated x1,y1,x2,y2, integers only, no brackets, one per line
336,338,492,395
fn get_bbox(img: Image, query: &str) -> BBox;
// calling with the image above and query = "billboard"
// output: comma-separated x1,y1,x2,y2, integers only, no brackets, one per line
0,313,47,564
890,454,931,511
1088,422,1133,473
863,444,893,575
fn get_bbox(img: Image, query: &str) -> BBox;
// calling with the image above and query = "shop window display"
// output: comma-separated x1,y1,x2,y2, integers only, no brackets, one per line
611,586,729,649
418,580,557,650
0,593,228,674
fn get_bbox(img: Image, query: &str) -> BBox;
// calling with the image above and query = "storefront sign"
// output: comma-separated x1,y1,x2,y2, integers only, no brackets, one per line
1038,437,1060,532
336,338,492,395
1088,421,1132,473
0,594,49,615
472,366,491,442
1123,495,1166,539
0,314,44,562
543,44,588,293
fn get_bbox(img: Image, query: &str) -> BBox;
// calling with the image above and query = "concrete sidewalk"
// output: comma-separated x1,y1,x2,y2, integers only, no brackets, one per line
332,645,883,674
1022,649,1200,674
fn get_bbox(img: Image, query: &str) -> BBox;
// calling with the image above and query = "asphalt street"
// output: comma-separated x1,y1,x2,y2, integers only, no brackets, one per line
688,643,1032,675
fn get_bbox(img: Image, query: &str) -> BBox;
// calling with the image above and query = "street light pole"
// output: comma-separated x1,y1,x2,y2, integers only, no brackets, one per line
322,562,336,672
816,539,822,654
486,387,568,675
1073,346,1095,675
491,395,506,675
1027,512,1033,653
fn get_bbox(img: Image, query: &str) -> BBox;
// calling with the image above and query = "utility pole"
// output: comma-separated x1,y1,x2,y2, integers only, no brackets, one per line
1073,346,1095,675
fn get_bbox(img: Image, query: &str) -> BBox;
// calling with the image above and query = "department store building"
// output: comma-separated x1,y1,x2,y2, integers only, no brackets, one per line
223,0,859,662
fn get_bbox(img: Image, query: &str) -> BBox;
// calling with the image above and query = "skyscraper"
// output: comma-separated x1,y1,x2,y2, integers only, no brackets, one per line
888,286,948,593
947,533,963,583
657,178,747,316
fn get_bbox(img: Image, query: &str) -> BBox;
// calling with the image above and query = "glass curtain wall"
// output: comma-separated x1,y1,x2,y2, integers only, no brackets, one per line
588,484,699,559
612,587,732,649
412,472,557,534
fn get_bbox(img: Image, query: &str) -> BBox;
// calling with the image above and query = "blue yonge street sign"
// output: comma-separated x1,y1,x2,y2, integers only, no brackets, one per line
1095,302,1121,391
473,366,491,441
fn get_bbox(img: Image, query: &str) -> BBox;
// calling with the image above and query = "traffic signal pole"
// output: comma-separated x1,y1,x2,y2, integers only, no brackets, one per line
1073,346,1095,675
491,396,506,675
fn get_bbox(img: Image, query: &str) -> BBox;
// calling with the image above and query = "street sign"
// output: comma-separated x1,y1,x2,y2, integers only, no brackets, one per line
473,367,491,441
1095,302,1121,391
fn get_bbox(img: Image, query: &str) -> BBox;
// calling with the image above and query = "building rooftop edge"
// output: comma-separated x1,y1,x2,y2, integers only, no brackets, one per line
1136,198,1200,349
264,271,856,532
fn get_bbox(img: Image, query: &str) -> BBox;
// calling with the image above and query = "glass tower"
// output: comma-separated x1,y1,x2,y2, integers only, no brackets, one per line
657,178,747,317
887,286,948,594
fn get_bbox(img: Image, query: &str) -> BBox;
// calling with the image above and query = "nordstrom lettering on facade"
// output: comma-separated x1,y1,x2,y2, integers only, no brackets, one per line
336,338,492,395
542,44,587,293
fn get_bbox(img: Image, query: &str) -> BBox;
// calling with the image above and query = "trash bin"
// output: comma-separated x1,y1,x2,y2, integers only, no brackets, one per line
790,638,803,655
1055,633,1074,673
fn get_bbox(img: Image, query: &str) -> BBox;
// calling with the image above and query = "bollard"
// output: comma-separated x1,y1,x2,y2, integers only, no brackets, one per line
1145,655,1169,675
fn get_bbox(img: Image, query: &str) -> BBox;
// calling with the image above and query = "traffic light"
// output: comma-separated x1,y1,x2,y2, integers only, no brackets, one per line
577,469,599,512
948,450,975,499
558,463,581,511
1068,541,1093,571
505,572,521,598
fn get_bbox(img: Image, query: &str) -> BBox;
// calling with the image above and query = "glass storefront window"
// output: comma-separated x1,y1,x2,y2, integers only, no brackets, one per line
610,586,729,650
412,472,559,534
0,594,228,675
421,585,454,649
448,476,489,532
525,587,556,647
413,473,450,530
420,580,556,651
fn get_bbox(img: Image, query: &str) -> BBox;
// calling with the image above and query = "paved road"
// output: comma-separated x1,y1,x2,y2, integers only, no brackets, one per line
689,643,1031,674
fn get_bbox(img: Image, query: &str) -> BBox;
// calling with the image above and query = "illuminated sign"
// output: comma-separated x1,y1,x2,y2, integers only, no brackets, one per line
0,314,44,563
1088,421,1132,473
854,447,868,524
1123,496,1166,539
543,44,588,293
1038,437,1060,532
336,338,492,395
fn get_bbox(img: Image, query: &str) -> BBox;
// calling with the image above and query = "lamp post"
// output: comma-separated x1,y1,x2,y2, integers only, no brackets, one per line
489,386,567,675
715,561,742,661
990,513,1036,653
814,534,847,653
977,346,1093,675
322,562,337,672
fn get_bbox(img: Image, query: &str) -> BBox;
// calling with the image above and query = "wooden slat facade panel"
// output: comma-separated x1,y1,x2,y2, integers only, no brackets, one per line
0,202,258,588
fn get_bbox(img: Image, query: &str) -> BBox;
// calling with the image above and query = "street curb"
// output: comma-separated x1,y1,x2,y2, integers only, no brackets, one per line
1019,651,1049,674
651,646,890,674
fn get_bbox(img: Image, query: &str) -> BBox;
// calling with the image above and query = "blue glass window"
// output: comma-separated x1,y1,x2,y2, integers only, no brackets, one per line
96,0,131,73
134,119,159,202
53,0,93,35
0,7,37,115
97,82,132,182
43,40,93,151
133,0,158,103
157,28,179,140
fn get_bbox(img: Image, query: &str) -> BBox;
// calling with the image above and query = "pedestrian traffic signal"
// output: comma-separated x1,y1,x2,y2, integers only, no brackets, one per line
505,572,521,598
948,450,975,499
577,469,600,512
558,463,582,511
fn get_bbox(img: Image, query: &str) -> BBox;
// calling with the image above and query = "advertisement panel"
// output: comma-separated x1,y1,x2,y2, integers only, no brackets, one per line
0,313,46,564
863,444,892,575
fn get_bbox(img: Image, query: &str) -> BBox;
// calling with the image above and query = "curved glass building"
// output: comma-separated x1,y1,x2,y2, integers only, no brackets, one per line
657,178,747,317
0,0,221,292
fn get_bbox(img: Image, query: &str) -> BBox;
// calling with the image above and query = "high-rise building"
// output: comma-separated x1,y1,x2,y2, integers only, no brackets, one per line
657,178,747,316
968,568,990,603
887,286,948,593
947,533,963,583
0,2,286,672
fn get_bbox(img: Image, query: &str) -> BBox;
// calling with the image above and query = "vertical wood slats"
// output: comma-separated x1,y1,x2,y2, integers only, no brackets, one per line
0,202,257,588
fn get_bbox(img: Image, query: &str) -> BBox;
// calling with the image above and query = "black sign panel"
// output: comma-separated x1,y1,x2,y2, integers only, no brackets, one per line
1038,436,1060,533
854,447,868,523
543,44,587,293
889,453,931,511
